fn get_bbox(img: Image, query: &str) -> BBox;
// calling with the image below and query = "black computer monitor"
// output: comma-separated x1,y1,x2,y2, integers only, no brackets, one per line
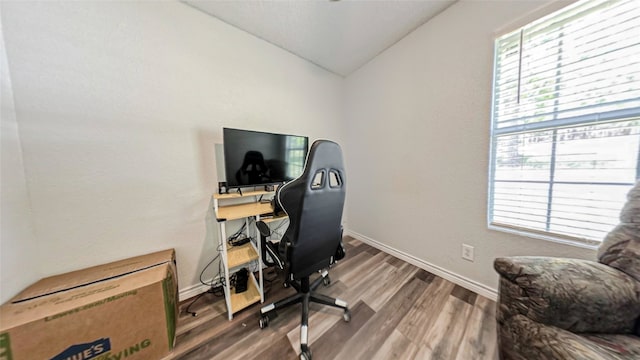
222,128,309,189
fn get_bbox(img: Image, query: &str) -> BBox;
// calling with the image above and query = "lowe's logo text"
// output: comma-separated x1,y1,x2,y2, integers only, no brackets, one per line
51,338,111,360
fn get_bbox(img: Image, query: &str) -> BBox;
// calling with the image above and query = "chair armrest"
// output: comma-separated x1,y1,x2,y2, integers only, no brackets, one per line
494,256,640,333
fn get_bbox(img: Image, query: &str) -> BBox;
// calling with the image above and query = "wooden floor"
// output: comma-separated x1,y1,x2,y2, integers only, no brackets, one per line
164,237,498,360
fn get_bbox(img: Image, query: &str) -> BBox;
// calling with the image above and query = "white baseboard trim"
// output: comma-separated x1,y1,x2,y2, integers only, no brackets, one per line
180,233,500,302
179,277,220,302
345,230,498,301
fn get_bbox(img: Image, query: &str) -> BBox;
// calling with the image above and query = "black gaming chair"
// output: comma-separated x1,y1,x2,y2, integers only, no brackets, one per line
258,140,349,360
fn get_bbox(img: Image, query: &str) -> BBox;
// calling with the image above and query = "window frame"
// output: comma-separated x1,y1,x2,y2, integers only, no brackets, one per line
487,0,640,247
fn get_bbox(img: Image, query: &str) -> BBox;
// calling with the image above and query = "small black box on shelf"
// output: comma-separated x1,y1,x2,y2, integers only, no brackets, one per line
235,268,249,294
218,182,228,194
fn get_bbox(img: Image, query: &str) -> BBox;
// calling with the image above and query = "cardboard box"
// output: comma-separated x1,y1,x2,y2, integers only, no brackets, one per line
0,249,178,360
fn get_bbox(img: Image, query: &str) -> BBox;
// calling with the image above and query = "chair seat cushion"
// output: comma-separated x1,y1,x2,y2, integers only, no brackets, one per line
495,257,640,333
501,315,640,360
582,334,640,359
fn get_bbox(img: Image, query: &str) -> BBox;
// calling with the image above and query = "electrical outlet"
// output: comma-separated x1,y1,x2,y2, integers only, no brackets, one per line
462,244,474,262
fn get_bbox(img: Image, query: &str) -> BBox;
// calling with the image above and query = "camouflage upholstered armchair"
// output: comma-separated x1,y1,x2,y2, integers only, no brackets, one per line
494,181,640,360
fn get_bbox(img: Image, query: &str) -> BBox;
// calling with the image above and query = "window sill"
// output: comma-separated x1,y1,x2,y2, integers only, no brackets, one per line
488,223,600,251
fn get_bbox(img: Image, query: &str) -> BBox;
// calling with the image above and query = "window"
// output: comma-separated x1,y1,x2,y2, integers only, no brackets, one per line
489,0,640,245
285,136,307,178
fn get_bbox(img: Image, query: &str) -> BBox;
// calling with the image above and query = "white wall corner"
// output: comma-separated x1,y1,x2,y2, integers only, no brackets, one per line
0,13,41,303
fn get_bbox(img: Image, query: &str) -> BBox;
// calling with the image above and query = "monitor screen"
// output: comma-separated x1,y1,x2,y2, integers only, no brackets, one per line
223,128,309,188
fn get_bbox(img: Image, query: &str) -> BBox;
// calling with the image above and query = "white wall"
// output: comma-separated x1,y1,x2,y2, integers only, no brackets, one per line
0,14,40,304
343,0,595,296
1,1,344,299
2,0,599,303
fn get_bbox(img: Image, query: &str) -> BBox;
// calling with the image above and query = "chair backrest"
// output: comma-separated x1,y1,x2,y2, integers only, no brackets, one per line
277,140,346,279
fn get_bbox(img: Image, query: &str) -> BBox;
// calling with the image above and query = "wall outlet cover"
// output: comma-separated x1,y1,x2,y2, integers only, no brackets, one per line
462,244,474,262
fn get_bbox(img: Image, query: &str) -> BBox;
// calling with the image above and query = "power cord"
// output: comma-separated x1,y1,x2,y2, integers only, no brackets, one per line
185,239,228,316
187,216,264,316
185,288,213,317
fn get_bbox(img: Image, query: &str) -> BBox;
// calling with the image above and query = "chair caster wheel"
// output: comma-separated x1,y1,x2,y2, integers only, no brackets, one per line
343,309,351,322
323,276,331,286
300,349,312,360
283,281,289,288
259,316,269,329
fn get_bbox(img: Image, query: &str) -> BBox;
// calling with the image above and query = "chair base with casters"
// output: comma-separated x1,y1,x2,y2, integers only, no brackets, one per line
258,269,351,360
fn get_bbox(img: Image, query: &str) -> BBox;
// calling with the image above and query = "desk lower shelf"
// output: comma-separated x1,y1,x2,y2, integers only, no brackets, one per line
260,214,288,224
226,242,258,269
229,273,261,314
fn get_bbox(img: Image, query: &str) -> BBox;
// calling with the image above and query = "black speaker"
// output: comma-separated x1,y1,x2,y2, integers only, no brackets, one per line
218,182,228,194
235,268,249,293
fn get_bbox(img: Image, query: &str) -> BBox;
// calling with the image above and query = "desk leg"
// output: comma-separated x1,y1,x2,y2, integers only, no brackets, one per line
256,215,264,303
219,222,233,321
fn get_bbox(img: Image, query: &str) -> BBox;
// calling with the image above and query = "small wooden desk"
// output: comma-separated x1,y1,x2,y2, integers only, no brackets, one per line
213,190,285,320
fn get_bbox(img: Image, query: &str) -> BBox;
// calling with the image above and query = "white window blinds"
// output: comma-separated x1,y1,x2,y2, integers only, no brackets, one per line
489,0,640,244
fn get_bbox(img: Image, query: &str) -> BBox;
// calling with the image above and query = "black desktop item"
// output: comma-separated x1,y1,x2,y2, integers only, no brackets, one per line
222,128,308,189
271,186,286,216
235,268,249,294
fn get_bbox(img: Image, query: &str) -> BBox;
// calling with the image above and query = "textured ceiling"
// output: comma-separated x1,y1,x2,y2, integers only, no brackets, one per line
184,0,457,76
